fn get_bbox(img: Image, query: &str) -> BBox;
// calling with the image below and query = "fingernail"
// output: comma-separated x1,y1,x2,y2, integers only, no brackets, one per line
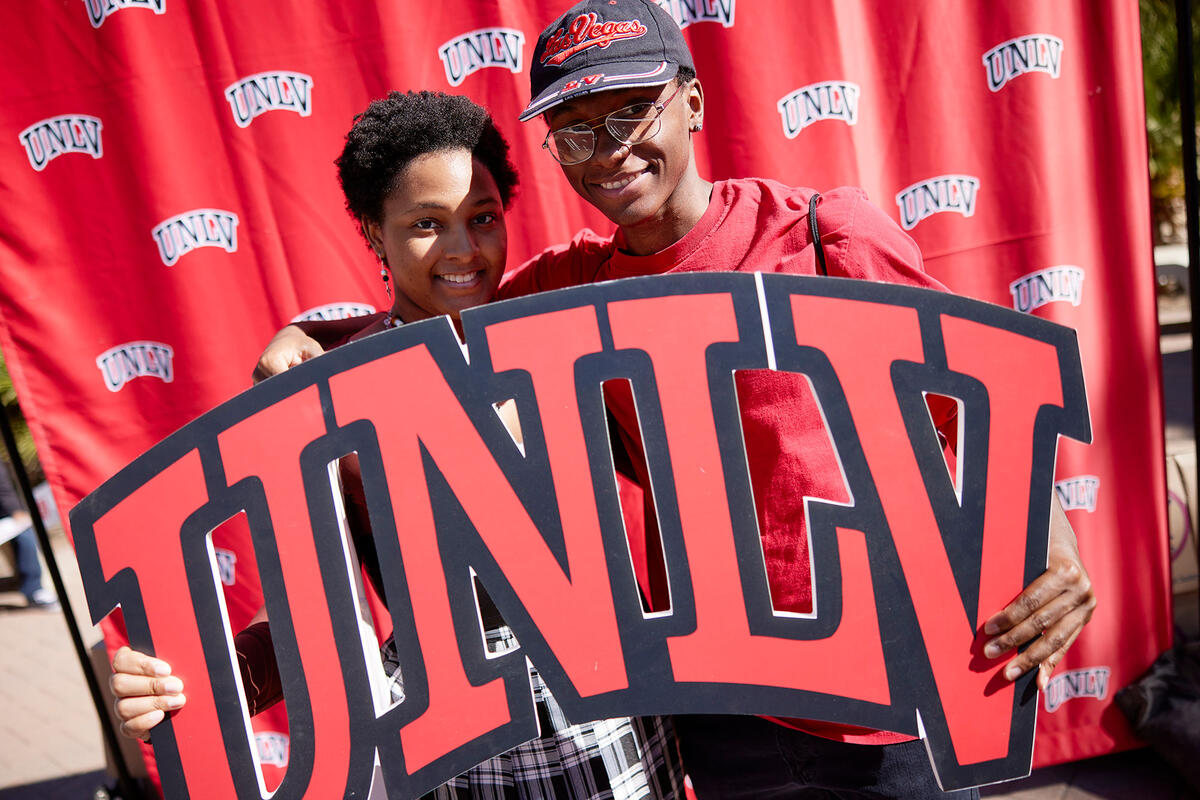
152,661,170,676
984,620,1000,635
983,642,1000,659
1004,664,1022,681
164,694,186,709
163,677,183,694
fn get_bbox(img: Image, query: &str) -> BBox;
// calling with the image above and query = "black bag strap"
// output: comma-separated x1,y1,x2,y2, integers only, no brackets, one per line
809,192,827,276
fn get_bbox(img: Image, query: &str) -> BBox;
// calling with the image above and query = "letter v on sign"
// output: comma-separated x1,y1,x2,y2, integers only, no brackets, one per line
763,273,1089,788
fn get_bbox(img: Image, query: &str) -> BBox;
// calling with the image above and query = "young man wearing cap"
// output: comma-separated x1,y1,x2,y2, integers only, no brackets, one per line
494,1,1094,798
256,1,1094,795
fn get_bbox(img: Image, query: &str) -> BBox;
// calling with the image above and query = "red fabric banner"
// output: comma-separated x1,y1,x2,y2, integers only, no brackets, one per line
0,0,1168,787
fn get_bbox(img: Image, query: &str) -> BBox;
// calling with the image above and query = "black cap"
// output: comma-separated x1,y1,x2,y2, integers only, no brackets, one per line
519,0,694,122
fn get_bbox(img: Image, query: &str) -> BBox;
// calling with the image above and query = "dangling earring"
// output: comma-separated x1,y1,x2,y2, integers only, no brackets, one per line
376,250,393,302
691,122,703,132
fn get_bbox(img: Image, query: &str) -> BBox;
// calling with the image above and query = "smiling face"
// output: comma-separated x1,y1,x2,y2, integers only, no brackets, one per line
543,79,709,255
363,148,507,330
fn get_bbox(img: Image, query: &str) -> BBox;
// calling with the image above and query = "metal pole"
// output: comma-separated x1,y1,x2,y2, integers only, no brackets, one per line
1178,0,1200,460
1175,0,1200,632
0,405,143,800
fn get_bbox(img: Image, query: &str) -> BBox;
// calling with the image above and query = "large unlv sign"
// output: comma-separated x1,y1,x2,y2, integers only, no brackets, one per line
71,273,1089,798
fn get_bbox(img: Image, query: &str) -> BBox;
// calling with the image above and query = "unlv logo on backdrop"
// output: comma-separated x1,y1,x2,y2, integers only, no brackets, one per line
654,0,736,28
438,28,525,87
1009,266,1085,314
213,547,237,586
19,115,103,172
777,81,860,139
1055,475,1099,513
292,303,377,323
95,341,174,393
895,175,980,231
224,72,314,128
1043,667,1109,713
151,209,239,267
540,12,648,66
72,273,1090,797
83,0,164,29
983,34,1064,92
255,732,290,768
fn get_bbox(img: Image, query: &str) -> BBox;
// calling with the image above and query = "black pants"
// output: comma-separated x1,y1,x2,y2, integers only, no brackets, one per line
674,715,980,800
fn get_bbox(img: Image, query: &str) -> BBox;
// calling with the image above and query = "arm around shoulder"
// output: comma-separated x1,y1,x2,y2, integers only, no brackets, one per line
817,187,943,291
497,229,613,301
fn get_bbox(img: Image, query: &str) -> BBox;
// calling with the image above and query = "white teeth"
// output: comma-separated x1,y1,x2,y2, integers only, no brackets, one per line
599,175,637,190
440,271,479,284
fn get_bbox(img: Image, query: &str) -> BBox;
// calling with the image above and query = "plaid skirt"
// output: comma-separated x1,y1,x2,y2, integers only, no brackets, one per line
381,627,684,800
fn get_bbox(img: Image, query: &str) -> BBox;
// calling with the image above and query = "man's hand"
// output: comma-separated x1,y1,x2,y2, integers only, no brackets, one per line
252,325,324,384
981,497,1096,690
110,646,186,741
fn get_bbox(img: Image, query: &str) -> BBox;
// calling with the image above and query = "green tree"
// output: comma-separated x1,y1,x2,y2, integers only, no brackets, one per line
0,351,43,485
1141,0,1200,243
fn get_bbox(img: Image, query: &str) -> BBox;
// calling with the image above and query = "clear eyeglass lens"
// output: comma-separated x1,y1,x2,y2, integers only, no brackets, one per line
548,102,663,164
607,116,659,146
606,103,659,143
550,129,594,164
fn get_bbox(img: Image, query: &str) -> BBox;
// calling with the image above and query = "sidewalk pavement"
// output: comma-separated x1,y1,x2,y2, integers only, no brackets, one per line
0,527,110,799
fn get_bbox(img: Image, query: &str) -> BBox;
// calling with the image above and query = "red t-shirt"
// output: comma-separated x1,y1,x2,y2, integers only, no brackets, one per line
500,179,953,744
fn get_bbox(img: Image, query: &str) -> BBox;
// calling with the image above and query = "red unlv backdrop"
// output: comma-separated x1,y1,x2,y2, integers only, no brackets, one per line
0,0,1168,789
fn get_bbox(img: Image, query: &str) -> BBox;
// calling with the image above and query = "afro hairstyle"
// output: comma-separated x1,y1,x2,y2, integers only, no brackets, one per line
337,90,520,236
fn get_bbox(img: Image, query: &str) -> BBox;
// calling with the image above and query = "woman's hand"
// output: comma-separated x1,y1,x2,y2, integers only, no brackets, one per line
109,646,186,741
252,325,325,384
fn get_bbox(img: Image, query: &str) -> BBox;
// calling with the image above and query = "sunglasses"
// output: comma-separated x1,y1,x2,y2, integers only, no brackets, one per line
542,83,685,166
